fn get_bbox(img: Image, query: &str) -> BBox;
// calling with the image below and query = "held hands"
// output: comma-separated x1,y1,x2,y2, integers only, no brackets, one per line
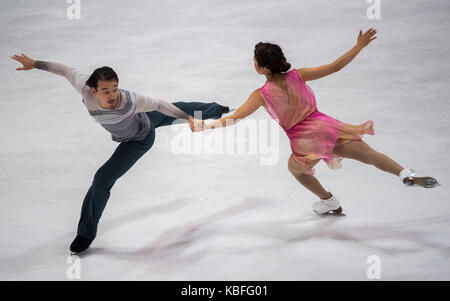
199,120,221,131
187,117,219,132
188,116,205,132
11,53,36,71
357,28,377,49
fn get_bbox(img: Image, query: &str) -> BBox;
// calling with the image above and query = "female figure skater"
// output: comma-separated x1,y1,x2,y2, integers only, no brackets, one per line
201,28,438,215
12,54,229,254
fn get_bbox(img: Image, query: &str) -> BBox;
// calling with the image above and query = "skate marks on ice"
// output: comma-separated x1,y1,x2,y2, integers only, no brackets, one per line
0,197,192,272
85,204,449,275
3,197,449,278
84,198,269,270
287,214,450,257
200,213,450,259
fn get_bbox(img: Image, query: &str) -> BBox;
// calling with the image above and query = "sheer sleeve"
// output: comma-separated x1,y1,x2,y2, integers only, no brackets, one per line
134,93,191,120
34,61,89,95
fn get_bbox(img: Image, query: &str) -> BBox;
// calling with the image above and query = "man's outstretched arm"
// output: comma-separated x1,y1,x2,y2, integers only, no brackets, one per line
12,53,88,94
135,93,204,131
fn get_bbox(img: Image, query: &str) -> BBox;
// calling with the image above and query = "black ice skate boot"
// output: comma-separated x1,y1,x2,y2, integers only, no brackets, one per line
220,105,236,114
70,235,93,255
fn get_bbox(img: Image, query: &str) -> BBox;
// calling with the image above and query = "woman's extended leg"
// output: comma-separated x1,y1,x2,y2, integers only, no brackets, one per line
332,139,403,176
288,155,332,199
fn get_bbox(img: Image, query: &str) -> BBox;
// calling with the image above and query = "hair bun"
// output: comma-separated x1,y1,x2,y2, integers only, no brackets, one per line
254,42,291,74
280,61,291,72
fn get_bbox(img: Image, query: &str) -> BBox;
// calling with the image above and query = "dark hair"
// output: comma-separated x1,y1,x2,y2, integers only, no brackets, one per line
85,66,119,89
254,42,291,74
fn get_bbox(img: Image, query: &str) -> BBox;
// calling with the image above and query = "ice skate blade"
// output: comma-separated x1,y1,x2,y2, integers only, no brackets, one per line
403,176,438,188
313,207,345,216
70,249,89,256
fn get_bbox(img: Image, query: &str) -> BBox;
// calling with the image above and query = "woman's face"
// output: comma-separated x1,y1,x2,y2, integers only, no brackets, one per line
253,57,261,73
253,57,267,75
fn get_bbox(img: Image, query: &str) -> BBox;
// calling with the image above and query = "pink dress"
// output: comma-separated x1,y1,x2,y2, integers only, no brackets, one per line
259,69,374,175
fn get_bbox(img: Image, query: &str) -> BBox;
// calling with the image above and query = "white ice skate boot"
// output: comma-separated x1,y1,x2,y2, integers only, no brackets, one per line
312,193,343,215
399,168,438,188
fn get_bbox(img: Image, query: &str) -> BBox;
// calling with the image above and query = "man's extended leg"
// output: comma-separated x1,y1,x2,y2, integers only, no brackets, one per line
70,129,156,253
147,101,228,128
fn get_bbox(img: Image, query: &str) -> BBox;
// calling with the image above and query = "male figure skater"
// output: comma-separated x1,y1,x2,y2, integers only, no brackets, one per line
12,53,229,254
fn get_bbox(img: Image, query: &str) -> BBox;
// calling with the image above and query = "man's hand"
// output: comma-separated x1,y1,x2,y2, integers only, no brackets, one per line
188,116,205,132
11,53,36,71
357,28,377,49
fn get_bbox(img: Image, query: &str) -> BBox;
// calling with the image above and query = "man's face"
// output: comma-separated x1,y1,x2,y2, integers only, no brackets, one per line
92,80,119,109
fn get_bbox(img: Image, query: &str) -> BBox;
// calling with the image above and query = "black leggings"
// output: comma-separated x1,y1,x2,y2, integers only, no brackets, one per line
76,101,226,240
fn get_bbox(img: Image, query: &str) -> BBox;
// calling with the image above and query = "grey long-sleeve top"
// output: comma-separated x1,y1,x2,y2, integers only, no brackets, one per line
34,61,191,142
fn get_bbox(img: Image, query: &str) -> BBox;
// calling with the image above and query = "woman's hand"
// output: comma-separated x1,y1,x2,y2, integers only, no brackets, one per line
188,116,205,132
11,53,36,71
202,121,217,131
357,28,377,49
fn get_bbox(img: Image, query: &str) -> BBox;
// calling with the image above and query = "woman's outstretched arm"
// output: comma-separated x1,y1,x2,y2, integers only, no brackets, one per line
298,28,377,82
203,89,264,130
11,53,88,94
